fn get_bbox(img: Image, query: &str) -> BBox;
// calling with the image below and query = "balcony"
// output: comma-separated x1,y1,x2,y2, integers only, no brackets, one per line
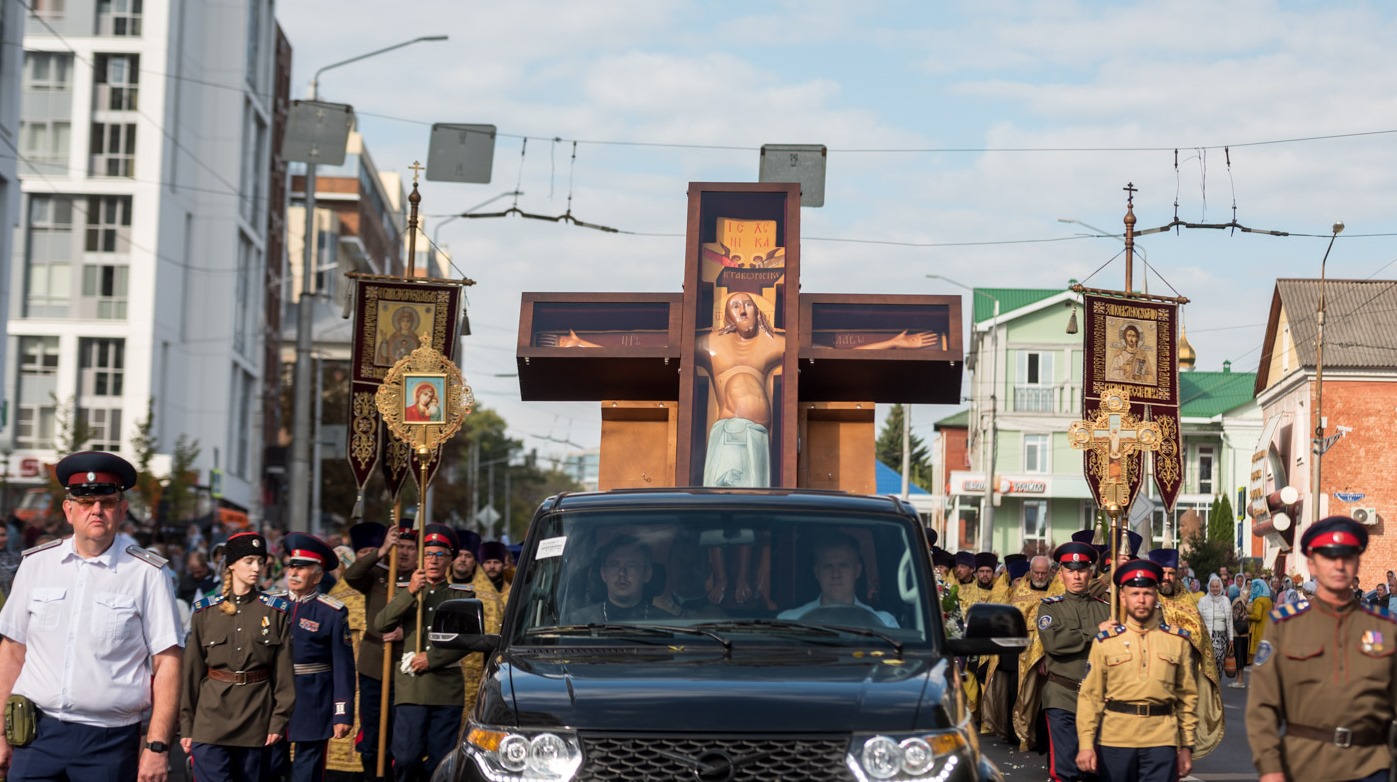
1013,385,1055,413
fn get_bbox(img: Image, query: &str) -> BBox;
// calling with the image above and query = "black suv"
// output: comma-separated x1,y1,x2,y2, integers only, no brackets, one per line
430,488,1026,782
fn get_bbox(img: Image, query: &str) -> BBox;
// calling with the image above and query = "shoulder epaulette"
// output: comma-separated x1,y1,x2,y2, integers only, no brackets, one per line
259,593,290,613
315,593,346,610
125,544,169,569
1271,600,1312,623
1095,624,1125,641
1042,595,1064,604
1160,623,1191,639
22,539,61,557
1359,603,1397,623
192,593,225,612
266,588,289,598
448,583,474,592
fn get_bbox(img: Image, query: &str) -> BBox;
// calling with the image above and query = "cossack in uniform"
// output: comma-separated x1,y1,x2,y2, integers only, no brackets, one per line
1246,516,1397,782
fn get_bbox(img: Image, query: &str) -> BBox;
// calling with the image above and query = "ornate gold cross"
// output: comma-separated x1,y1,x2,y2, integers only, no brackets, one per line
1069,386,1161,510
408,160,425,184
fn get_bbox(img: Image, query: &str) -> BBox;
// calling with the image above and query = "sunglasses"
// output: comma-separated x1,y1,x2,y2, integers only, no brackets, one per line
69,495,122,510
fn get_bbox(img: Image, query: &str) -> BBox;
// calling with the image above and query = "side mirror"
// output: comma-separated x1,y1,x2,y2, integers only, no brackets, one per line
428,598,501,652
944,603,1029,657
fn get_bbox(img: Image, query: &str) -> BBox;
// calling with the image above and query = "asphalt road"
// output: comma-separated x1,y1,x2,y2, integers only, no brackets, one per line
981,674,1260,782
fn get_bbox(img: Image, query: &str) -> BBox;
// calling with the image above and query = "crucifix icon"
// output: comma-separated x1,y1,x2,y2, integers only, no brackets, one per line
1069,387,1161,509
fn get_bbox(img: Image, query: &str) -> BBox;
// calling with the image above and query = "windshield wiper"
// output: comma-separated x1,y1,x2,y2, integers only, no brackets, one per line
530,623,732,652
695,619,903,654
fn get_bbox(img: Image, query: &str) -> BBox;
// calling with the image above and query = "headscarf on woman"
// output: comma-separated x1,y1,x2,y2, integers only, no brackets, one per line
1247,578,1274,657
1198,574,1232,676
1249,578,1271,601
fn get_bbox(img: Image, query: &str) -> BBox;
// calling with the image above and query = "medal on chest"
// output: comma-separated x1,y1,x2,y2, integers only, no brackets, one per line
1362,629,1385,655
299,617,321,633
262,616,271,636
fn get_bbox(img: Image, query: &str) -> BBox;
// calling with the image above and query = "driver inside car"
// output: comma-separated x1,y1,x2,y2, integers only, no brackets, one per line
572,535,659,623
777,534,899,628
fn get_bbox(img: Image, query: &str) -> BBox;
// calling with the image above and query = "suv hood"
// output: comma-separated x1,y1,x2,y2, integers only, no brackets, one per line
497,650,951,733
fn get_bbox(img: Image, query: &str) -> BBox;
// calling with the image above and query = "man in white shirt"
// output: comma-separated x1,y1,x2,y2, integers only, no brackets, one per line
779,533,898,628
0,452,184,782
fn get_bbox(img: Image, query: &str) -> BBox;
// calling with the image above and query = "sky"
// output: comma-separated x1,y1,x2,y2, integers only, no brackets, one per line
276,0,1397,468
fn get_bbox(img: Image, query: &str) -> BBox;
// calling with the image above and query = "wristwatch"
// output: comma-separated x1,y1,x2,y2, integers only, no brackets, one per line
144,741,169,753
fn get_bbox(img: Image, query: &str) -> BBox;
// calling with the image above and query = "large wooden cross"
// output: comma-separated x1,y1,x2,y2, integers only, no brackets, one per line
1068,387,1161,510
515,182,966,491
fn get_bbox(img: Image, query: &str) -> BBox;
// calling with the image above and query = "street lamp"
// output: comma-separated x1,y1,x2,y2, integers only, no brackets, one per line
288,34,448,533
927,274,999,551
1312,221,1345,525
1057,217,1149,283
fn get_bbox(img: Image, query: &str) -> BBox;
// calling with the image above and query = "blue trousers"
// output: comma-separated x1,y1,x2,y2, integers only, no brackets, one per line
1043,708,1095,782
190,742,266,782
1097,745,1176,782
265,739,327,782
390,704,461,782
357,673,394,777
10,712,140,781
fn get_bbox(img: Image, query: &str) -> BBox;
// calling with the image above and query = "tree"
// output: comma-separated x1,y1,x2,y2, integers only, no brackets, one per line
128,399,161,523
163,435,202,525
1184,495,1239,582
875,405,933,490
51,394,95,454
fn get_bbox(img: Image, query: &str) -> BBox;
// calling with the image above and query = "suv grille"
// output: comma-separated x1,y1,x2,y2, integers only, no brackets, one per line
577,735,851,782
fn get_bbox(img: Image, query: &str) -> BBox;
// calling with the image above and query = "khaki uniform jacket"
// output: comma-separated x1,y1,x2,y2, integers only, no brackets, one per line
1037,591,1111,712
343,552,405,679
1077,614,1199,750
374,580,470,707
1246,597,1397,781
180,591,296,746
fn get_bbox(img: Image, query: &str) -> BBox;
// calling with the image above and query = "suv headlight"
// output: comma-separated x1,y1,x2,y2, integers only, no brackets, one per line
465,724,583,781
846,730,969,782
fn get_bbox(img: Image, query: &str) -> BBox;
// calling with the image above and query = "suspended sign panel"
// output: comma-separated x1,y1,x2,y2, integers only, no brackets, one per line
426,123,497,183
759,144,826,207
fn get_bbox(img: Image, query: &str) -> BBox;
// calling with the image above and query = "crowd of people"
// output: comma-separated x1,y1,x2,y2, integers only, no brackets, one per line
0,451,513,782
932,517,1396,782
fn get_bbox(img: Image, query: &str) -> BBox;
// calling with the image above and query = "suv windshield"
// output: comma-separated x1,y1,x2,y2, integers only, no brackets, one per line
509,507,937,647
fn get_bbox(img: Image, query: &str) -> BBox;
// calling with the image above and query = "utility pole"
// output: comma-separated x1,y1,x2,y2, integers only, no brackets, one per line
1311,222,1345,524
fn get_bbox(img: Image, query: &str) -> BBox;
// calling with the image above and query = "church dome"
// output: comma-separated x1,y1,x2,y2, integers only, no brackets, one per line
1178,327,1196,371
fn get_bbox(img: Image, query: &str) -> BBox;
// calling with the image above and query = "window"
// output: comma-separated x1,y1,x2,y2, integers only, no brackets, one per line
81,264,128,319
244,0,263,89
85,195,132,252
230,369,253,477
31,0,64,21
25,195,75,317
23,52,72,91
96,0,142,36
89,122,136,177
1196,445,1216,495
77,408,123,452
79,338,124,397
19,120,70,170
238,102,266,224
16,337,60,449
1023,500,1048,547
233,236,254,355
1024,433,1049,473
94,54,138,111
1014,350,1055,412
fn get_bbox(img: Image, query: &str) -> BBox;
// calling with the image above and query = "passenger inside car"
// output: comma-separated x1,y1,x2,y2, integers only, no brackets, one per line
777,532,900,628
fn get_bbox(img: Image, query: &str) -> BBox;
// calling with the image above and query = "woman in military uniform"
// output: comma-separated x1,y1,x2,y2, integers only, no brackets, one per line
179,531,296,781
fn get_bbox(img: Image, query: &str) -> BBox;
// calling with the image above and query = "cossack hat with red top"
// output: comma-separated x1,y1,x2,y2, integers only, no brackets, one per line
1112,558,1164,588
283,532,338,572
1301,516,1368,557
421,523,458,553
1053,541,1098,570
56,451,138,497
224,531,268,563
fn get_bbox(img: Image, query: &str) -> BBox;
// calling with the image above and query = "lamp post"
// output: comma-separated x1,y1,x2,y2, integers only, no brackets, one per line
927,274,999,550
287,34,448,533
1312,222,1345,525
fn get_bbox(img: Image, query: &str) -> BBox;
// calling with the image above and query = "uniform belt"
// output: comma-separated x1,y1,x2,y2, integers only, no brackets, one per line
293,663,333,676
1286,722,1386,748
1105,701,1172,717
206,668,270,685
1046,672,1081,692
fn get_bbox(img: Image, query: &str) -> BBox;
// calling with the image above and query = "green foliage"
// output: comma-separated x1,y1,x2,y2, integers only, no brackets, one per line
875,405,933,490
50,394,95,454
128,400,160,522
164,435,202,524
1184,496,1238,582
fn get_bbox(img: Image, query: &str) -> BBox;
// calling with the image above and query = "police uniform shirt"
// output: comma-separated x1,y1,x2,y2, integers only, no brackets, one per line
1077,614,1199,750
1246,597,1397,782
0,538,183,727
373,580,471,707
1036,591,1110,712
284,590,356,742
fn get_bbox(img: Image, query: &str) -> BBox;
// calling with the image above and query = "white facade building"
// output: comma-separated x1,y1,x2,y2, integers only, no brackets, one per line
3,0,284,519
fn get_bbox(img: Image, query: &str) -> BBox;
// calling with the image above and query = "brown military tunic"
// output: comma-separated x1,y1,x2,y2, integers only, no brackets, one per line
374,580,471,707
1077,614,1199,750
180,591,296,746
343,552,404,680
1247,596,1397,781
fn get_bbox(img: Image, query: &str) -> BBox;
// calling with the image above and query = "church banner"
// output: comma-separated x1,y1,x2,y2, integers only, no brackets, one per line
1081,292,1183,513
348,277,463,510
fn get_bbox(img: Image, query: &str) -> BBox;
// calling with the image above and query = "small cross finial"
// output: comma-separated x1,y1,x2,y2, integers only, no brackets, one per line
1123,182,1137,205
409,161,425,184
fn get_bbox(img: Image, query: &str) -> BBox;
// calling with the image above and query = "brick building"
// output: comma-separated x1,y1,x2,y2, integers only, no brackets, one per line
1253,279,1397,586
